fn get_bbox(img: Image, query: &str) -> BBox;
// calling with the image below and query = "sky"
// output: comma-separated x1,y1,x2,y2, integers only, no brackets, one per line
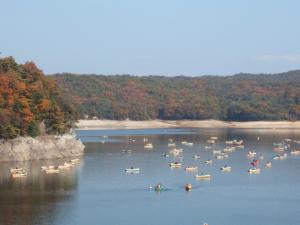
1,0,300,76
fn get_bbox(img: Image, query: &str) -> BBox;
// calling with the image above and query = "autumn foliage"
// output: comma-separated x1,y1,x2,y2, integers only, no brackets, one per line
52,72,300,121
0,57,77,139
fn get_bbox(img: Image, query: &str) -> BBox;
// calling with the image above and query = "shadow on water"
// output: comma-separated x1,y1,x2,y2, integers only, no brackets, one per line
0,159,82,225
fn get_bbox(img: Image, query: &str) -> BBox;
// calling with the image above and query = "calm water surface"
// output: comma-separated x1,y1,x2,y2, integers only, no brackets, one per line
0,128,300,225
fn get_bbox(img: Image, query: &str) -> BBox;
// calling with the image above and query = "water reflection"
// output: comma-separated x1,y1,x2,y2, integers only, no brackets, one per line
0,159,82,225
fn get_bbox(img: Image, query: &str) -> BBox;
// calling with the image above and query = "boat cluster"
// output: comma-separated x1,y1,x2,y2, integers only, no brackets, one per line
9,158,81,178
124,135,300,191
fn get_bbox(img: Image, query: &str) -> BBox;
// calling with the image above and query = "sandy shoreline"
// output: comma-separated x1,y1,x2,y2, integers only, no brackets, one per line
75,119,300,130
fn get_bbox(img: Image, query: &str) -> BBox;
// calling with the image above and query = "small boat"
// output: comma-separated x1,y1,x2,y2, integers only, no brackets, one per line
213,150,222,155
210,136,218,140
45,169,60,174
144,143,153,149
220,165,232,172
185,183,192,191
143,138,148,142
11,172,27,178
185,142,194,146
9,168,24,173
225,140,234,145
291,150,300,155
205,159,213,165
265,162,272,168
248,168,260,174
41,165,54,171
185,166,198,172
195,174,211,180
168,143,176,147
216,154,228,160
273,155,280,160
223,147,235,153
169,148,183,155
234,140,243,145
207,139,215,144
125,167,140,173
279,153,288,160
193,154,201,159
170,162,182,168
162,153,169,157
247,151,256,157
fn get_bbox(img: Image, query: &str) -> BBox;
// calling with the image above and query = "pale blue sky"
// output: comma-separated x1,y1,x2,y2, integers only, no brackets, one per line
1,0,300,75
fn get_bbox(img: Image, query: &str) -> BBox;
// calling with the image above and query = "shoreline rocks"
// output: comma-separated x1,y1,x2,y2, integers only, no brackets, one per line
0,134,84,162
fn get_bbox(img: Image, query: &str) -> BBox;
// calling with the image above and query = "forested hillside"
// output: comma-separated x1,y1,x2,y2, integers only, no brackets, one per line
52,71,300,121
0,57,77,139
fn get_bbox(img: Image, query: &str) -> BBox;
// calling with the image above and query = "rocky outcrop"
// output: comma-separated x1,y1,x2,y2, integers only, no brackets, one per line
0,134,84,162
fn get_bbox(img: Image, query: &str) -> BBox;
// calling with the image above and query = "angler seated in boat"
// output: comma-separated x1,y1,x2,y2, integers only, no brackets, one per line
170,162,182,168
185,183,192,191
125,167,140,173
155,183,163,191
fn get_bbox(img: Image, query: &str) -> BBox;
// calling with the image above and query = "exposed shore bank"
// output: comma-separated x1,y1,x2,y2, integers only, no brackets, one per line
0,134,84,162
76,119,300,130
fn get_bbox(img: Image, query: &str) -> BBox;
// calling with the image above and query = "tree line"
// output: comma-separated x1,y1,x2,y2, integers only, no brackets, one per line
51,70,300,121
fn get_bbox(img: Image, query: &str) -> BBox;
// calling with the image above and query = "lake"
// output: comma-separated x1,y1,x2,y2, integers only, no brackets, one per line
0,128,300,225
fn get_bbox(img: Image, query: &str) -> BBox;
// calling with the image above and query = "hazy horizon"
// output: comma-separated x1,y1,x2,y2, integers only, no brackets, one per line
1,0,300,76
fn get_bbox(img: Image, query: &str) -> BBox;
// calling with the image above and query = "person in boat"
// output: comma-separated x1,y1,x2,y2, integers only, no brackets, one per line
155,183,162,191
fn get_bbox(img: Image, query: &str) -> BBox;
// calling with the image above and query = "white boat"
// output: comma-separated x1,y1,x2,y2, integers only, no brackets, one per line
193,154,201,159
220,166,232,172
185,166,198,172
212,150,222,155
9,168,24,173
223,147,235,153
205,159,213,165
11,172,27,178
168,143,176,147
234,140,243,145
144,143,153,149
216,154,229,160
45,169,60,174
273,155,280,160
225,140,234,145
185,142,194,146
169,148,183,155
210,137,218,140
247,151,256,157
195,174,211,180
265,162,272,168
291,150,300,155
207,140,215,144
125,167,140,173
279,153,288,160
41,165,54,171
248,168,260,174
170,162,182,168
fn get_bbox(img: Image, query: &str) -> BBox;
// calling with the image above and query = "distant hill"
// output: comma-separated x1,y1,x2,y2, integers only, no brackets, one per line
0,57,77,139
51,70,300,121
